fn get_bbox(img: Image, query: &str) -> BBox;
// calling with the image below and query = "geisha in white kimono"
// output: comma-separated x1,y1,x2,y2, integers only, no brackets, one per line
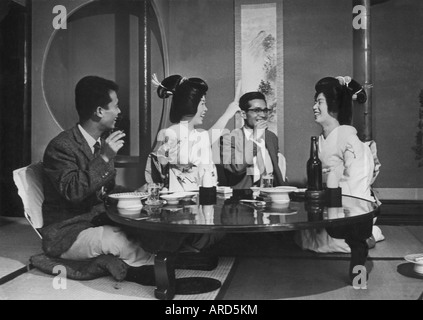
296,125,383,253
295,76,384,253
145,74,241,193
156,122,218,192
144,74,240,252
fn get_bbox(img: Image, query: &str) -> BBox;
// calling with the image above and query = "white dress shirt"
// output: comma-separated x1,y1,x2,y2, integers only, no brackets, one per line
243,127,273,183
78,124,101,154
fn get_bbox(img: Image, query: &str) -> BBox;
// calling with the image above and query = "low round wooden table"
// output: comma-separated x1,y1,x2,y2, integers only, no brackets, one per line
105,192,379,300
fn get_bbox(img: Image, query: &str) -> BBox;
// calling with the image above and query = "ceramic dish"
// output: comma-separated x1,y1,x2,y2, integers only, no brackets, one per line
109,192,149,209
160,192,197,205
108,192,149,200
260,186,298,202
217,186,233,194
117,207,143,216
404,254,423,274
159,190,174,195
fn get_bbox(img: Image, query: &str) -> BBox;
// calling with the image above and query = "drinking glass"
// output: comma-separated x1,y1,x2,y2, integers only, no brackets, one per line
148,183,161,204
261,175,274,189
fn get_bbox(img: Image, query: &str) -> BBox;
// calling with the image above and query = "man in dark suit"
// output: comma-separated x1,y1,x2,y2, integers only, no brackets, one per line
221,92,287,189
41,76,157,284
39,76,216,285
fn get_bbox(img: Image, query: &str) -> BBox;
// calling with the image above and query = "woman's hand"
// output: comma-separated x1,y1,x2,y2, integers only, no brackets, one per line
208,81,242,144
224,81,243,118
224,101,241,118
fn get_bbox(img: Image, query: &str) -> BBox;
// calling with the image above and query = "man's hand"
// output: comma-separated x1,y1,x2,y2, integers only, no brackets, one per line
254,120,268,141
101,130,126,163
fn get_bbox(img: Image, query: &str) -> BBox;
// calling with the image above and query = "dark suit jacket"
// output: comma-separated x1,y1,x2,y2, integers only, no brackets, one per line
221,128,286,189
41,126,119,256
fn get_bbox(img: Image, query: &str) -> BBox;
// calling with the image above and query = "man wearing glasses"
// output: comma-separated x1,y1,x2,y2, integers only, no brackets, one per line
221,91,287,189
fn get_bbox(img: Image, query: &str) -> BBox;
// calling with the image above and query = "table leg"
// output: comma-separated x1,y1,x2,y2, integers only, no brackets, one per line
153,251,222,300
327,219,372,285
345,237,369,284
154,251,176,300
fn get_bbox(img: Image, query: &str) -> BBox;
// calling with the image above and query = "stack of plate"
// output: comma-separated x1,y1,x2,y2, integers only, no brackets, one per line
404,254,423,275
259,186,298,204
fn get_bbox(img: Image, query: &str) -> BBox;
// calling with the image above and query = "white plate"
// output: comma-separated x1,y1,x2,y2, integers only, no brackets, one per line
263,210,298,216
405,254,423,265
160,192,197,204
108,192,149,200
160,192,197,199
405,254,423,274
160,191,174,195
260,186,298,193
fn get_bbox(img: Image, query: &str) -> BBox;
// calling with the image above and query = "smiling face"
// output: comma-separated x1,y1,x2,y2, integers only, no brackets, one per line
312,93,336,126
190,95,208,127
242,99,268,129
98,90,121,131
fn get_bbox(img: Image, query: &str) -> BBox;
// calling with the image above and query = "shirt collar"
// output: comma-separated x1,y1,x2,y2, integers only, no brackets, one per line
243,126,254,141
78,124,101,153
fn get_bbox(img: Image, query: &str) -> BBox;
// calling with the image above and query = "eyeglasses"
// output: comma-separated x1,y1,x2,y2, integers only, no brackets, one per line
247,108,271,114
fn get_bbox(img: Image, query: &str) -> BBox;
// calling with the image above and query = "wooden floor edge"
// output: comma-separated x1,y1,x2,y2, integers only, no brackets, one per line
0,264,33,286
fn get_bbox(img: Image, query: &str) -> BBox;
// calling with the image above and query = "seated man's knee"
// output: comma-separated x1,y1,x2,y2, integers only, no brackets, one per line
101,226,133,255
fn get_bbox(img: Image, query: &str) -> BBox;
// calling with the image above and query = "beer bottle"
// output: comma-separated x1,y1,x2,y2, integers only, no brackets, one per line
307,136,323,191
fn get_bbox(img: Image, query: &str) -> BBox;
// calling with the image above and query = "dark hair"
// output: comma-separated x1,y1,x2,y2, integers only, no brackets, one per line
239,92,267,111
314,77,366,125
157,75,208,124
75,76,119,122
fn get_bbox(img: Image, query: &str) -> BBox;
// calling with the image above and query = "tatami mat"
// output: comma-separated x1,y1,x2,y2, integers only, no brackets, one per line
223,258,423,300
2,217,423,300
369,226,423,259
1,257,235,300
405,226,423,246
0,217,42,279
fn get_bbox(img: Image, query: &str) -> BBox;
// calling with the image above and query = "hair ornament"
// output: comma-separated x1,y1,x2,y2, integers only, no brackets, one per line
152,73,165,89
336,76,352,87
152,73,173,96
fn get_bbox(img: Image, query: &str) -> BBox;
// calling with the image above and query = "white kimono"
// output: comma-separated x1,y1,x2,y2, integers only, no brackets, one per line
156,122,218,192
296,125,382,253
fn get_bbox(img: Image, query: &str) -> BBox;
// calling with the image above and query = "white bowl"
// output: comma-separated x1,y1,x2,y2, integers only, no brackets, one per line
405,254,423,274
116,198,142,210
117,207,143,216
109,192,148,210
260,186,298,202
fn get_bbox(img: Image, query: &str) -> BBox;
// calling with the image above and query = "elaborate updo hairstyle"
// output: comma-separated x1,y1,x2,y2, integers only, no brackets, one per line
315,76,367,125
156,75,208,124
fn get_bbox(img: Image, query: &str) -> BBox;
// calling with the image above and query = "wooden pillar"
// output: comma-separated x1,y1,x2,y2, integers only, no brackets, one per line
353,0,372,142
23,0,31,164
139,0,151,177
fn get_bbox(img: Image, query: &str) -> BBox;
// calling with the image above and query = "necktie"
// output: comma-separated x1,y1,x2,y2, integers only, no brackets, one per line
94,141,101,157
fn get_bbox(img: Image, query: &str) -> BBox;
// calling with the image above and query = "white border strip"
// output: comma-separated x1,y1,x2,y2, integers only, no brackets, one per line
373,188,423,201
